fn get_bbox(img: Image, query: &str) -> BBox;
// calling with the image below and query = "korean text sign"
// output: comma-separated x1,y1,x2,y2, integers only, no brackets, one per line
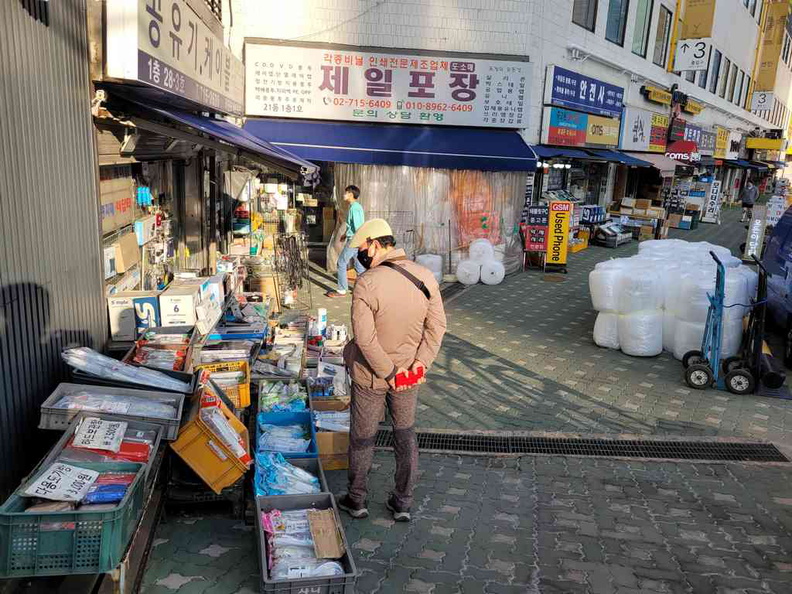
547,202,571,265
245,42,531,128
106,0,245,116
24,463,99,502
543,107,619,148
620,107,668,152
546,65,624,118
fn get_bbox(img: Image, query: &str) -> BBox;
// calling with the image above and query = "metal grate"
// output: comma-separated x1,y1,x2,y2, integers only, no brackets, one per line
375,430,789,462
440,283,471,303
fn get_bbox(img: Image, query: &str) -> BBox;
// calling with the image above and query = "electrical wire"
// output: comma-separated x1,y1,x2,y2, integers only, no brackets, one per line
276,234,308,291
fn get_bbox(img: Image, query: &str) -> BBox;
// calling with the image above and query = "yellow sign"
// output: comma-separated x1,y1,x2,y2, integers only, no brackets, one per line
746,137,784,150
755,0,788,91
586,114,620,146
714,126,729,159
642,85,672,105
681,0,716,38
649,113,670,153
547,201,572,265
682,99,704,115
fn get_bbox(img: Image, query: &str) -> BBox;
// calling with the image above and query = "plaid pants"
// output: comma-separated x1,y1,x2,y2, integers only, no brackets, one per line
347,382,419,509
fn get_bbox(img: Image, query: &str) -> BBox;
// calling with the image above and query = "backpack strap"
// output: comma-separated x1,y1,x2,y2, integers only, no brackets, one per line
380,261,431,300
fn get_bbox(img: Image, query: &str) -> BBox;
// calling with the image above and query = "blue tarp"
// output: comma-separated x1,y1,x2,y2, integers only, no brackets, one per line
243,119,537,171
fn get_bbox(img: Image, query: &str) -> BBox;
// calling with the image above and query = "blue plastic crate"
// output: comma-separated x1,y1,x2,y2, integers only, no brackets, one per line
256,411,318,459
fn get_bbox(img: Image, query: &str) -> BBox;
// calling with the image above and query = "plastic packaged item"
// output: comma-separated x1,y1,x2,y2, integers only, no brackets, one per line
314,411,350,432
468,239,495,263
618,312,663,357
255,453,320,497
82,484,128,505
662,312,677,352
62,347,190,392
50,390,179,420
721,316,744,358
480,260,505,285
416,254,443,284
456,260,481,285
270,560,345,580
200,407,252,465
593,313,620,349
617,268,662,314
589,266,623,312
673,320,706,361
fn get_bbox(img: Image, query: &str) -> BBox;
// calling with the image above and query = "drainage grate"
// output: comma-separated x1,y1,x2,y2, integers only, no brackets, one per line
440,283,470,303
375,431,788,462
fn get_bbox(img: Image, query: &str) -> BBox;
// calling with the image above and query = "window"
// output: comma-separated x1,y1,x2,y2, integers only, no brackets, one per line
734,71,745,104
743,0,749,7
685,70,696,82
653,7,673,67
698,66,708,89
632,0,653,56
750,0,758,16
573,0,598,31
756,0,763,22
606,0,630,45
709,49,722,94
743,75,751,108
728,63,738,102
783,34,792,65
719,57,730,98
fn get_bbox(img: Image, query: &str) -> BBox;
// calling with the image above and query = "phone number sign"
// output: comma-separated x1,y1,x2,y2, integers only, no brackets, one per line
245,42,531,128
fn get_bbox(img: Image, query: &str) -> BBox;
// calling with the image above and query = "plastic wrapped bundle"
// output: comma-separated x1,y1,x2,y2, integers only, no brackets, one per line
416,254,443,285
593,313,620,349
480,260,505,285
673,320,705,360
724,269,749,317
677,277,713,324
468,239,495,263
618,312,663,357
62,347,190,392
721,317,744,358
738,266,759,302
617,267,662,314
589,266,623,312
456,260,481,285
662,312,677,352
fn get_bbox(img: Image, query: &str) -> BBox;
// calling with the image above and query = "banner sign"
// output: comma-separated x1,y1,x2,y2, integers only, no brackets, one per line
547,201,572,265
684,124,702,145
755,0,788,91
105,0,245,116
542,107,619,148
744,206,767,261
523,205,549,251
746,137,785,150
714,126,729,159
245,42,531,128
699,130,717,155
726,131,743,160
546,65,624,118
621,107,670,151
681,0,716,39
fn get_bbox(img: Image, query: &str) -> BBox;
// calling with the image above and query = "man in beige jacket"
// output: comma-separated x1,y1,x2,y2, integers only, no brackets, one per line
339,219,446,522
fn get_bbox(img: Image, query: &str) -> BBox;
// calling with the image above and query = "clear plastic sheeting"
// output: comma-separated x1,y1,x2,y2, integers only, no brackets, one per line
480,260,506,285
593,313,620,349
618,311,663,357
331,164,526,275
456,260,481,285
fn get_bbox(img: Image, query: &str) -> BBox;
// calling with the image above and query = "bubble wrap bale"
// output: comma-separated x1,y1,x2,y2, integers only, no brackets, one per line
468,239,495,263
456,259,481,285
416,254,443,284
593,312,620,349
480,260,505,285
617,267,662,314
589,266,623,312
721,316,744,358
738,266,759,302
673,320,705,360
662,312,677,352
724,269,749,317
677,277,712,324
618,311,663,357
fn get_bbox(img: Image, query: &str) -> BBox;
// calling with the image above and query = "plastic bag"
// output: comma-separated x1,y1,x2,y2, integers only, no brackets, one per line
255,453,320,496
456,260,481,285
618,311,663,357
52,390,178,420
270,560,344,580
593,313,620,349
257,424,310,453
62,347,190,392
662,312,677,352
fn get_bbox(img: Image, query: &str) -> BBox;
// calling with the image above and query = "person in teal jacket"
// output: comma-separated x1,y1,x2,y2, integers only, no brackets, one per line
327,185,366,297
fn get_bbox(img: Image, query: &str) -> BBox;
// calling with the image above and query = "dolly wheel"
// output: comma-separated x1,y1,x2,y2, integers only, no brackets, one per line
725,369,756,395
722,356,744,374
685,364,714,390
682,350,705,369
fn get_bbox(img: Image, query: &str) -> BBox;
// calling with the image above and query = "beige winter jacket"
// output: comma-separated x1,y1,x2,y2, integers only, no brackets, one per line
343,249,447,390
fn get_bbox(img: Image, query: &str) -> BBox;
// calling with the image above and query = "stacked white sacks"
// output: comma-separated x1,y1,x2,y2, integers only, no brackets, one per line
455,239,506,286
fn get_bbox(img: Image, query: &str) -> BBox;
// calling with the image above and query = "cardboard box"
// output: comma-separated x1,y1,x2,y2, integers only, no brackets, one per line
621,197,636,207
639,225,654,240
134,215,157,245
316,431,349,470
647,207,666,219
620,207,634,214
114,232,140,274
667,214,683,228
685,203,701,211
632,208,647,217
635,199,652,210
160,285,201,327
107,291,161,340
248,276,280,313
308,510,345,559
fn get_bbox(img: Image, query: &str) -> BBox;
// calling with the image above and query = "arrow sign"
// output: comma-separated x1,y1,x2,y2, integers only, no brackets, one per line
675,38,712,72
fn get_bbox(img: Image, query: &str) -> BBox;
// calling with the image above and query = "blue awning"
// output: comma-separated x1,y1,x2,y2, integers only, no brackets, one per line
616,152,653,167
243,119,537,171
771,160,787,167
725,159,751,168
533,145,591,159
583,149,652,167
748,160,770,171
136,103,317,173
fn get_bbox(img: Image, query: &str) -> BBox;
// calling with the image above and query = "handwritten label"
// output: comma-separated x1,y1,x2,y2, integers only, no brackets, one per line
23,463,99,502
73,417,128,453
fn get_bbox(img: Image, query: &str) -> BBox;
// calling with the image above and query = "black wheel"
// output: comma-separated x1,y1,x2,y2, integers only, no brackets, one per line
685,364,714,390
682,350,705,369
725,369,756,395
722,356,744,374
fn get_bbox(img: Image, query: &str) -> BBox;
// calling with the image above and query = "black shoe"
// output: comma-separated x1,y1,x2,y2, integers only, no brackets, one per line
338,494,368,519
386,495,411,522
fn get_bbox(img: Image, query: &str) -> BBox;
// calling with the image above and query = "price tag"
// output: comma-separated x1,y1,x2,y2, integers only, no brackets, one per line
23,463,99,502
73,417,128,453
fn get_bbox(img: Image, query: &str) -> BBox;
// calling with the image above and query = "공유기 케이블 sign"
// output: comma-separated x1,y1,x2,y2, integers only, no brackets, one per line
245,42,531,128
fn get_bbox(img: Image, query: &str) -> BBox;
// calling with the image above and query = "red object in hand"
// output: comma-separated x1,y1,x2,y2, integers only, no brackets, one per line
394,367,425,389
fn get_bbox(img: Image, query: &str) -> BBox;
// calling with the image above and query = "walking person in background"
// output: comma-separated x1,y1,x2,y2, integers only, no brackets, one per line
327,185,366,297
740,178,758,222
338,219,447,522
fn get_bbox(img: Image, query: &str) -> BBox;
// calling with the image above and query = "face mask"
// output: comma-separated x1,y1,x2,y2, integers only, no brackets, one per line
357,246,374,270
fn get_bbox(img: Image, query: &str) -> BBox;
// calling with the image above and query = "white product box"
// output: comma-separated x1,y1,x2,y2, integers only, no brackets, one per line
201,274,227,306
159,286,201,327
107,294,137,341
134,215,157,245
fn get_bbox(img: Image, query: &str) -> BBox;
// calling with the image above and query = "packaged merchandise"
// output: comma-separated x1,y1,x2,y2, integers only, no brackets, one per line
314,411,350,433
62,347,190,392
257,422,311,453
50,388,179,420
259,381,307,413
200,407,252,466
255,453,320,496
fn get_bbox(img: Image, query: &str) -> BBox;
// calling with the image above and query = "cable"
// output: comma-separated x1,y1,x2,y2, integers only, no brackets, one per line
276,233,308,291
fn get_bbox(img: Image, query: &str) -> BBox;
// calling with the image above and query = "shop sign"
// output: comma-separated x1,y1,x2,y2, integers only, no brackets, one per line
520,173,536,224
522,205,549,251
714,126,729,159
547,201,571,265
105,0,245,116
726,131,742,160
545,65,624,118
699,129,717,155
666,140,701,163
674,38,712,71
245,42,531,128
640,85,672,105
682,98,704,115
767,195,786,227
650,114,669,152
751,91,774,111
681,0,716,39
684,124,702,145
620,107,668,152
746,137,785,150
668,117,687,142
543,107,619,148
744,206,767,260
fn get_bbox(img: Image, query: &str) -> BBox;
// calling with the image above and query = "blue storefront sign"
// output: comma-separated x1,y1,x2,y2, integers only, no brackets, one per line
546,65,624,118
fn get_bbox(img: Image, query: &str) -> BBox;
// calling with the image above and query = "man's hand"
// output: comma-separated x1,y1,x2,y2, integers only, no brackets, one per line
410,360,427,386
387,367,409,392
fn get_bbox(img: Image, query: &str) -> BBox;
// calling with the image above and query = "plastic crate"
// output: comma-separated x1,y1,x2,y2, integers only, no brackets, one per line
70,366,199,395
253,456,328,498
170,397,251,494
255,493,357,593
194,360,251,408
0,428,149,578
256,411,318,459
39,383,186,440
